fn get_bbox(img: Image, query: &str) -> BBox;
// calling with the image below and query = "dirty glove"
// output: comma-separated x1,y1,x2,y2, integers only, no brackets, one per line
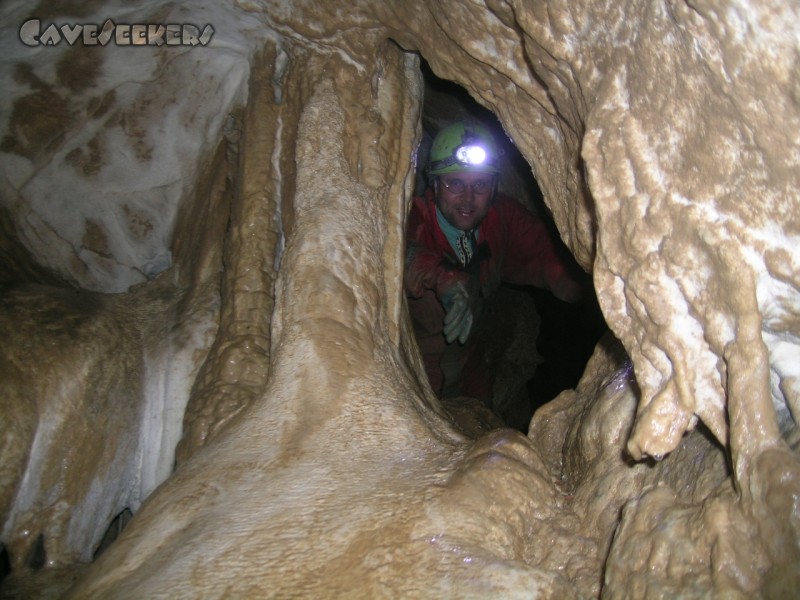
441,281,473,345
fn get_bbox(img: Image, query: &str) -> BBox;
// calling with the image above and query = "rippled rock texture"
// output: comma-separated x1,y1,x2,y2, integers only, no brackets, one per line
1,0,798,597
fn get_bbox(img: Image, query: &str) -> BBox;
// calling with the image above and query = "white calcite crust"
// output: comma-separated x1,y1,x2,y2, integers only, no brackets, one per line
0,0,798,597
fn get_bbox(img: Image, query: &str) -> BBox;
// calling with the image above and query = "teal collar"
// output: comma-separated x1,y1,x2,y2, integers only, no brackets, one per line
436,206,478,266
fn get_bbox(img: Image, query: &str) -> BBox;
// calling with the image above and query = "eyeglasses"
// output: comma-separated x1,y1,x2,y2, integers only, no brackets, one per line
440,177,495,196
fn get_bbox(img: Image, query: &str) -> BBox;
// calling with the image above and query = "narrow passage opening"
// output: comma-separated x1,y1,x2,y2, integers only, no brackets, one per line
408,58,607,433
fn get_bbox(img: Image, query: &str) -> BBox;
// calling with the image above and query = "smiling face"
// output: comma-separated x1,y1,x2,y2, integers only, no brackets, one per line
434,171,497,231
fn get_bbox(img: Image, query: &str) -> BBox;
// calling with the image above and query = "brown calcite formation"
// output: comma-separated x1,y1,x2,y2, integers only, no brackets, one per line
532,334,741,596
0,0,798,598
70,50,588,598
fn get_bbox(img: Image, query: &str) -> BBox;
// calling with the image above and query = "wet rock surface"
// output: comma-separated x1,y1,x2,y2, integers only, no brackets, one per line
0,0,798,597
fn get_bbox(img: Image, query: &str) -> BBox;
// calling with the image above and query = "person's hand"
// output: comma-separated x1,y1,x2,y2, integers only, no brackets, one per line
440,281,473,344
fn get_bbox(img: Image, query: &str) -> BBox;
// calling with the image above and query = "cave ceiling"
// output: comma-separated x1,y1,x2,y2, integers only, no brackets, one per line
0,0,799,597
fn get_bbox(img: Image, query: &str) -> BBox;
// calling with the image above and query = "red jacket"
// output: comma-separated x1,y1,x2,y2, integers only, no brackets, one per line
404,188,581,397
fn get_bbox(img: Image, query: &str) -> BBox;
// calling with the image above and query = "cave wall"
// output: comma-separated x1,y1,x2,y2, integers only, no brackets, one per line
0,0,798,597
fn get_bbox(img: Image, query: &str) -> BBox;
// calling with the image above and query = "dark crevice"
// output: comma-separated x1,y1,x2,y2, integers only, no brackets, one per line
417,57,608,431
0,543,10,582
27,533,46,570
527,287,607,411
93,508,134,560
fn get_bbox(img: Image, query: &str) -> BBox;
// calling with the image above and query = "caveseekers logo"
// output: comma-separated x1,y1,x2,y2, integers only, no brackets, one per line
19,18,214,47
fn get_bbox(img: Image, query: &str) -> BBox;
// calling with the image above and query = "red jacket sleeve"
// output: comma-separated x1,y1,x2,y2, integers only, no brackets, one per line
495,196,583,302
404,195,469,300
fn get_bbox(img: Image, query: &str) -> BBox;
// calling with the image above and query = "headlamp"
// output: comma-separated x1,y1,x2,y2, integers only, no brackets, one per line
427,138,496,174
426,124,501,176
454,144,487,166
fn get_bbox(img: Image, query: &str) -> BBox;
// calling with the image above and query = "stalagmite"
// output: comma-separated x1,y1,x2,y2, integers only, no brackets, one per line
0,0,798,597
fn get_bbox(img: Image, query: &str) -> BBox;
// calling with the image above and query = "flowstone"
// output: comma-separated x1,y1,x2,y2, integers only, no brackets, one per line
0,0,798,597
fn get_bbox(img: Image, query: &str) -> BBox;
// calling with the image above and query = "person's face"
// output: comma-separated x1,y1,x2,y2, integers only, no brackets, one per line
435,171,496,231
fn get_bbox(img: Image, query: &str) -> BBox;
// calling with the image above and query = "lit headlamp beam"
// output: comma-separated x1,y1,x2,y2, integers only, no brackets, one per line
455,144,487,166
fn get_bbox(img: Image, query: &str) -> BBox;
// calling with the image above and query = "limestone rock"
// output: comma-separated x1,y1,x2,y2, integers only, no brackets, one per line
0,0,798,598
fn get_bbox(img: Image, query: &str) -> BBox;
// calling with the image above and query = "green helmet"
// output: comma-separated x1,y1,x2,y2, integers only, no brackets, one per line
426,121,501,176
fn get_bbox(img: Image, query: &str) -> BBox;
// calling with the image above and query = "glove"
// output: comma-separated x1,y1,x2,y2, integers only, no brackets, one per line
440,281,473,345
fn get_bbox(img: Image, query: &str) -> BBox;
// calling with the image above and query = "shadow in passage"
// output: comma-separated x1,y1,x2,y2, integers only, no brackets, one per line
412,57,608,435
